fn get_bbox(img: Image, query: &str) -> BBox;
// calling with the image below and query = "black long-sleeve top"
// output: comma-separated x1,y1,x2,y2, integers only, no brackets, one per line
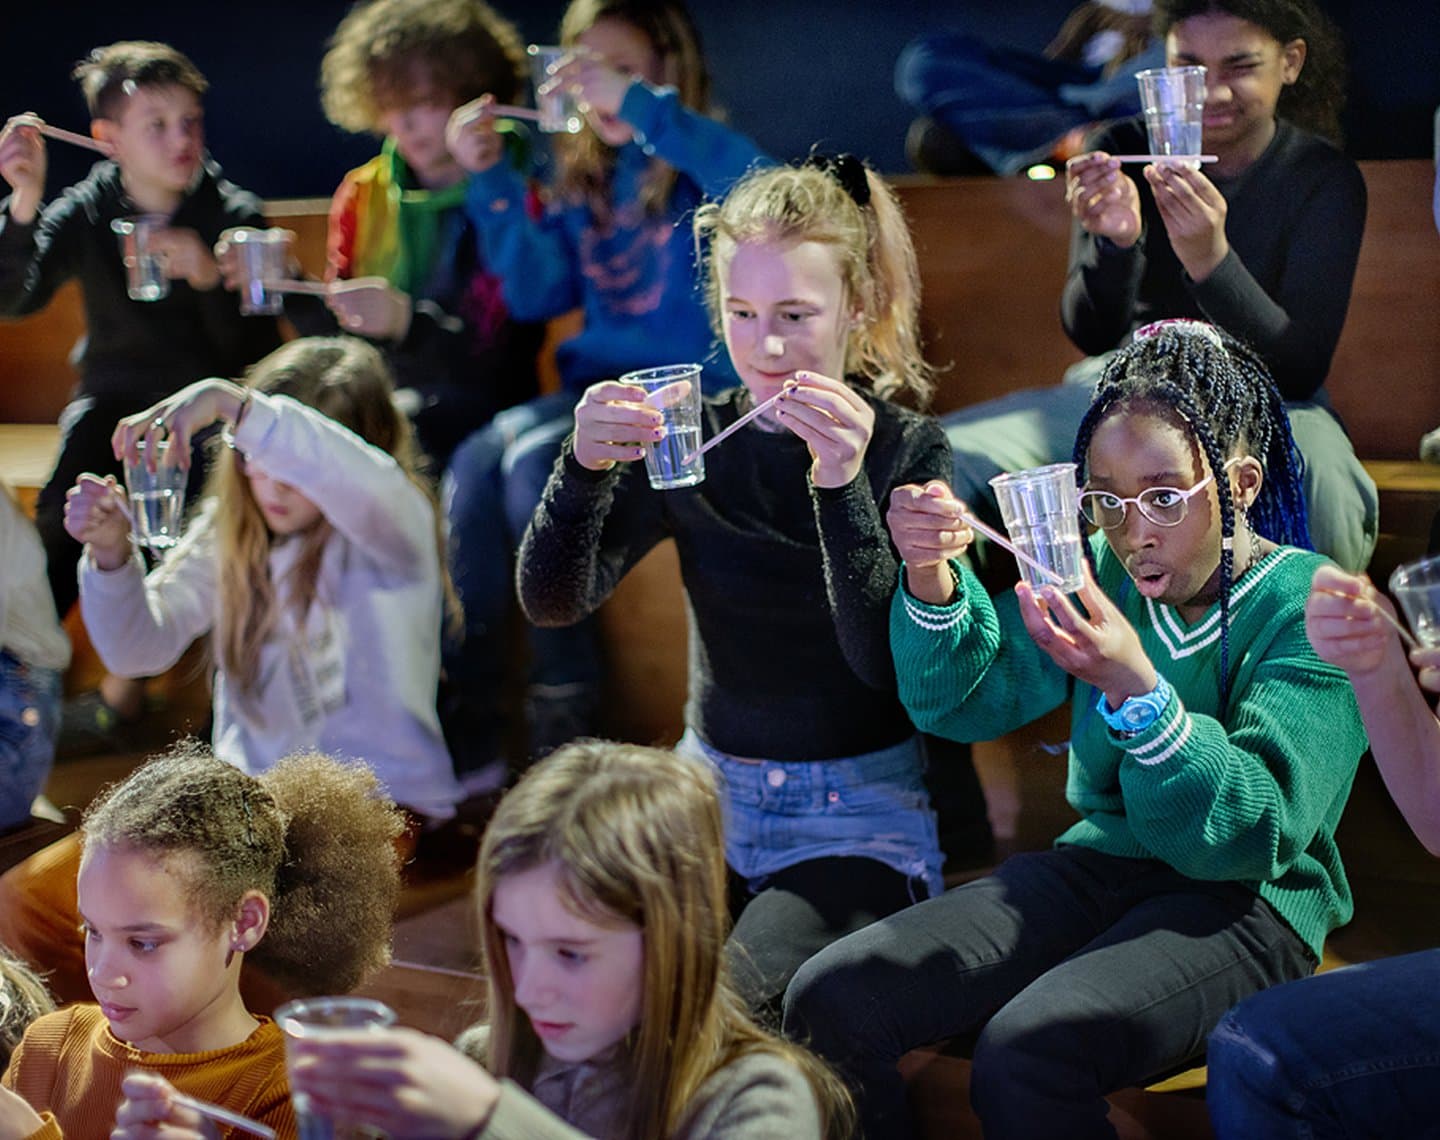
0,159,280,402
1060,117,1367,401
518,386,952,760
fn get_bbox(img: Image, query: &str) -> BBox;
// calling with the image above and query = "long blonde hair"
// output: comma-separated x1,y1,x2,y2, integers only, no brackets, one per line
476,740,854,1140
210,337,453,694
554,0,712,221
694,161,933,406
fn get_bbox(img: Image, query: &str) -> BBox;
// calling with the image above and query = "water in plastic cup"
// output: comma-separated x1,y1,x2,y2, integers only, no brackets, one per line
277,997,396,1140
528,44,585,134
623,364,705,491
122,440,188,556
1135,65,1207,165
989,462,1086,594
111,214,170,301
230,227,290,316
1390,554,1440,647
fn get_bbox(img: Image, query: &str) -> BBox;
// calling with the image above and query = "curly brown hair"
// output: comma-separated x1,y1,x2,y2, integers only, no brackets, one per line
72,41,208,121
321,0,527,134
82,740,404,996
0,948,54,1069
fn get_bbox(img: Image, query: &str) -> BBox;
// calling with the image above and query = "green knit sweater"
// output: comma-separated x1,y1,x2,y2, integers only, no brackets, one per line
891,540,1366,959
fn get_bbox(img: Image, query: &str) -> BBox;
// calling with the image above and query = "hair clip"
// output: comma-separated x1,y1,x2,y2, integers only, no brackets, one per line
802,151,871,207
1133,318,1225,348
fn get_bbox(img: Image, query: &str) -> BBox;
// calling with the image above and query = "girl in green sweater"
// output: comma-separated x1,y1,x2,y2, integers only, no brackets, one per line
783,319,1367,1140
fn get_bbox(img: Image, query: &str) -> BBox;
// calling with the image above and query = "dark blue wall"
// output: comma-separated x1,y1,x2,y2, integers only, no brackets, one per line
3,3,1434,200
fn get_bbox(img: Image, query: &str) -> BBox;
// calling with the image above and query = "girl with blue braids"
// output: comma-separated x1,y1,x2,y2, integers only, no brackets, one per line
784,320,1367,1140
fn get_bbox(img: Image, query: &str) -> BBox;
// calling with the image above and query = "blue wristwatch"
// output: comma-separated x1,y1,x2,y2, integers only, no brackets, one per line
1097,675,1172,736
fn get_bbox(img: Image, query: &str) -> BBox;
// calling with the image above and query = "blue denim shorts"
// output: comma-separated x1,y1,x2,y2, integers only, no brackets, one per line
0,649,62,831
677,729,944,899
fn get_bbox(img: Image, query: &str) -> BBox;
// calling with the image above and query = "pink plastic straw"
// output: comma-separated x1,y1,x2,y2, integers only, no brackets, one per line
1113,154,1218,164
487,103,544,122
169,1092,276,1139
956,509,1066,588
1315,587,1419,651
267,279,330,296
14,115,109,155
694,390,785,459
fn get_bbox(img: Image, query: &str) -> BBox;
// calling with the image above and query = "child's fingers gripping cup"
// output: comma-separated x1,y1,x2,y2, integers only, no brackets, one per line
277,997,396,1138
1389,553,1440,647
989,462,1086,594
122,439,188,557
229,227,292,316
623,364,705,491
527,44,585,134
1134,65,1207,167
111,214,171,302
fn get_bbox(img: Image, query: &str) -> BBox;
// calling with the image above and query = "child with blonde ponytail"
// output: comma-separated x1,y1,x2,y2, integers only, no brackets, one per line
517,159,952,1014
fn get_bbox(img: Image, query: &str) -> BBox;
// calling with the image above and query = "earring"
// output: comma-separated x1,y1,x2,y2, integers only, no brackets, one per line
1239,505,1260,573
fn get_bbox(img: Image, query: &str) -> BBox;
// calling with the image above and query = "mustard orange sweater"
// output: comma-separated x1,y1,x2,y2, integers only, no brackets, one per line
2,1005,295,1139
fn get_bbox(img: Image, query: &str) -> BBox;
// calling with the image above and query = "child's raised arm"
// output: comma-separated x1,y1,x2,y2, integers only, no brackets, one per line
1307,564,1440,854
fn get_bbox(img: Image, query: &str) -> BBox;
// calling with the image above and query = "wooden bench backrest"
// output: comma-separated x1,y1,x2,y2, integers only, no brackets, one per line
2,162,1434,452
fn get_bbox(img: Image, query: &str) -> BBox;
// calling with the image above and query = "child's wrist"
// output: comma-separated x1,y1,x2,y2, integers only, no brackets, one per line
7,188,40,226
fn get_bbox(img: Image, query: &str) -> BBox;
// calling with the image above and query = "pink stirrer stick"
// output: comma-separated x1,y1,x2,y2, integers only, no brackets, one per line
956,509,1066,589
14,115,109,155
692,390,786,460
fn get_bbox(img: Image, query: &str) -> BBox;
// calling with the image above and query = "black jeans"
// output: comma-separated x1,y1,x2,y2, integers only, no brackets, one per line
784,846,1314,1140
727,855,925,1027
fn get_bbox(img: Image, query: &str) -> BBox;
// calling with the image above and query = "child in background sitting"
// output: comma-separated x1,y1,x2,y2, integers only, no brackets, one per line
0,742,402,1139
0,41,281,744
0,336,461,1005
298,0,544,471
0,483,69,831
518,159,965,1017
440,0,768,769
788,321,1366,1139
287,740,853,1139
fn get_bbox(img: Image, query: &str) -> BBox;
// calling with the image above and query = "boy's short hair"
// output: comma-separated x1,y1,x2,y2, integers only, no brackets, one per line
72,41,209,121
321,0,526,134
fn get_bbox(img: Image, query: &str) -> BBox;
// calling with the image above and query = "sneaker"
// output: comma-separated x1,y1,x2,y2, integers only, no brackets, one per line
56,692,142,758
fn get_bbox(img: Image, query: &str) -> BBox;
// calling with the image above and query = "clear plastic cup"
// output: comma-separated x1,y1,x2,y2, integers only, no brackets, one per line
528,44,585,134
229,227,291,316
622,363,705,490
122,439,188,556
989,462,1086,593
111,214,170,301
1135,65,1207,166
1390,554,1440,647
277,997,397,1139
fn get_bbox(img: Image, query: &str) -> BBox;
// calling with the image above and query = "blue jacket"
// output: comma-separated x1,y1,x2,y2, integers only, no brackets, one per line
463,81,768,393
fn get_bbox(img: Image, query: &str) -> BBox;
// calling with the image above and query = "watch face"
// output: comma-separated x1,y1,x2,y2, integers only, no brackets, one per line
1121,697,1159,730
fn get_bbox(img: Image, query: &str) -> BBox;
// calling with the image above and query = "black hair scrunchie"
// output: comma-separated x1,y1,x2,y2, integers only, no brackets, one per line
802,150,871,206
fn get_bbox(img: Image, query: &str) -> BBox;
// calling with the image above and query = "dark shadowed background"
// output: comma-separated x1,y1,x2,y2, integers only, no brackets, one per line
3,2,1435,199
